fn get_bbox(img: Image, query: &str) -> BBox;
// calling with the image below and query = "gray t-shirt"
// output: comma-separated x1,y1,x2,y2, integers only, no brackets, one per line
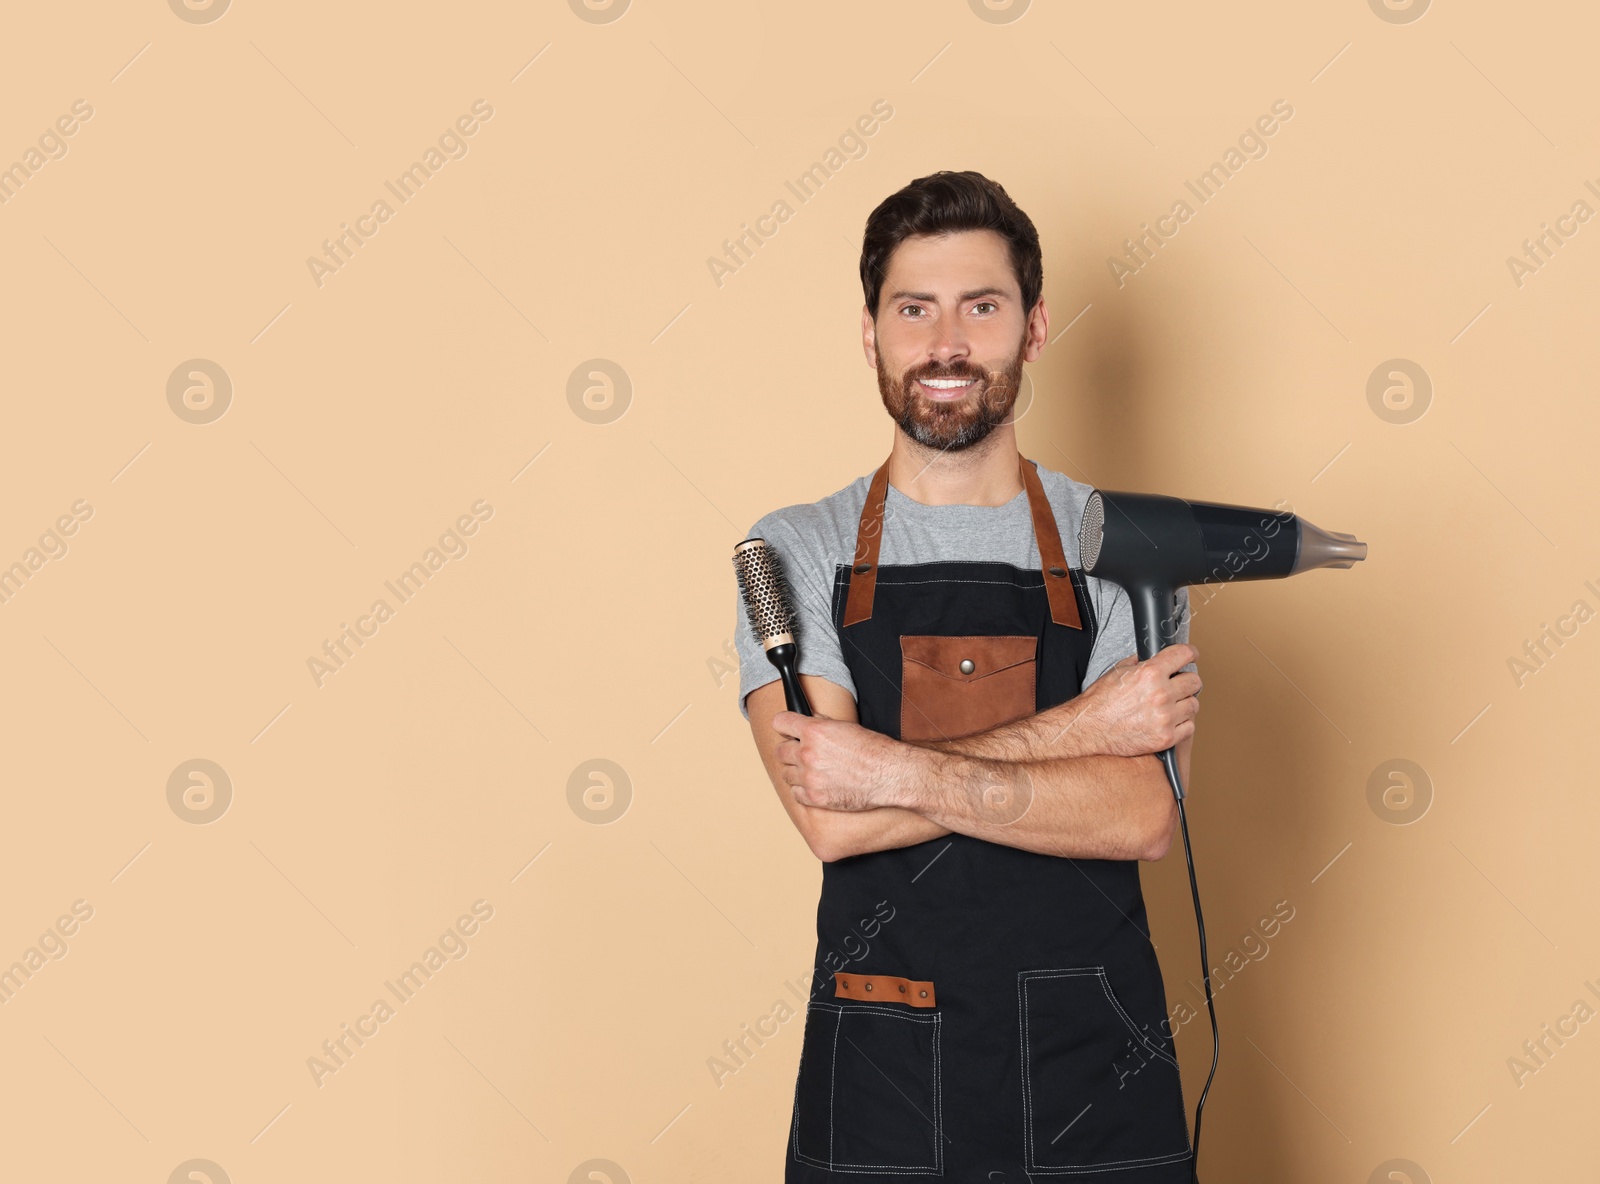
734,460,1196,721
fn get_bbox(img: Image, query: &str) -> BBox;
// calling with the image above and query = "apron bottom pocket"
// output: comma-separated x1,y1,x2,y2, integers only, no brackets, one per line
1018,966,1191,1173
792,1000,943,1175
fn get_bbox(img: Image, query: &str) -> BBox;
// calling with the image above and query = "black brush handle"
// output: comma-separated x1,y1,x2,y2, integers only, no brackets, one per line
765,643,812,716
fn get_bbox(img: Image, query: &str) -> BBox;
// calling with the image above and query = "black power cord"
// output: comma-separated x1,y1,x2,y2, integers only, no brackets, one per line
1101,584,1216,1181
1172,790,1217,1183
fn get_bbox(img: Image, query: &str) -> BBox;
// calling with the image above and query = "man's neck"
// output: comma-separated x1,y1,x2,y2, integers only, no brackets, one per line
885,424,1023,507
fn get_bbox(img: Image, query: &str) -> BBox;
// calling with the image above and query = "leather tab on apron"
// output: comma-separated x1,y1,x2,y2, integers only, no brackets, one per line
834,971,937,1008
843,452,1082,630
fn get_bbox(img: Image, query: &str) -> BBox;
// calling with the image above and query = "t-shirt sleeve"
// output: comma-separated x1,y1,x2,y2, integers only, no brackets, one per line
733,513,857,721
1082,581,1200,693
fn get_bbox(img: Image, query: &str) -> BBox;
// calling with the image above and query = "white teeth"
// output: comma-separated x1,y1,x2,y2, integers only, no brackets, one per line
920,378,974,389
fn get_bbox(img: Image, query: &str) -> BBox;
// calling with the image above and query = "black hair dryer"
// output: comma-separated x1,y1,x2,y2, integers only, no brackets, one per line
1079,489,1367,1182
1077,490,1367,800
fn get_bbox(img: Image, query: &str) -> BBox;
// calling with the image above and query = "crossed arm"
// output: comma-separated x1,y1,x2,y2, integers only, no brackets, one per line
745,648,1198,865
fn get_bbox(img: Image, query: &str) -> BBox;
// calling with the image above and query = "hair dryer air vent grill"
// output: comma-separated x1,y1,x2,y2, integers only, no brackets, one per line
1079,491,1105,572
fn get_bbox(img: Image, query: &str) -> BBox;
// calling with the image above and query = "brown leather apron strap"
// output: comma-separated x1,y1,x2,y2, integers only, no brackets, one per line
1020,454,1083,630
841,460,890,627
843,453,1082,630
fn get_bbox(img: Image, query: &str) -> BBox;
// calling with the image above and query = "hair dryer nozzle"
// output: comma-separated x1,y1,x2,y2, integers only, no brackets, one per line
1291,518,1368,573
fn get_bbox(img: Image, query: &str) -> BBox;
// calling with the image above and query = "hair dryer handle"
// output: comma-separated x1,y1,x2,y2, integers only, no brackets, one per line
1130,583,1185,662
1129,582,1187,801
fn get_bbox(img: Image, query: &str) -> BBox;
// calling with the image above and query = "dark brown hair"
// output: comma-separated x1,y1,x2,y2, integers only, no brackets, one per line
859,170,1043,318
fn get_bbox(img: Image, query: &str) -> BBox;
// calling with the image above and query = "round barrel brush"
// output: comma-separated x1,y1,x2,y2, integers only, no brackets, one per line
731,537,813,716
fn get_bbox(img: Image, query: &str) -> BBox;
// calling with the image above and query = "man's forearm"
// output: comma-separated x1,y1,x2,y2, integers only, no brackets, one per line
803,803,952,862
788,703,1078,862
910,694,1107,763
889,745,1174,861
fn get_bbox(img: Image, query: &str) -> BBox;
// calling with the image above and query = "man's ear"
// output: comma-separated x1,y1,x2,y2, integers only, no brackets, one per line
1022,297,1050,363
861,303,878,369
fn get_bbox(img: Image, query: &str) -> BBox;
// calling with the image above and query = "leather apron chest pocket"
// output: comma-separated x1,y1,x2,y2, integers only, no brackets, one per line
900,634,1037,742
1018,967,1191,1171
791,1000,943,1174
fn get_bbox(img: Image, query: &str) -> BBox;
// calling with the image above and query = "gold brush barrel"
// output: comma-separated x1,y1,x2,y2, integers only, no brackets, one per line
732,538,795,650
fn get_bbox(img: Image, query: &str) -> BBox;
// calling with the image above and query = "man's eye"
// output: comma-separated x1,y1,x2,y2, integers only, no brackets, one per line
973,301,996,314
902,306,924,318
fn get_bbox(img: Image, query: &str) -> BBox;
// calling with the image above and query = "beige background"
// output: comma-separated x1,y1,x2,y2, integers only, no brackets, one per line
2,0,1596,1180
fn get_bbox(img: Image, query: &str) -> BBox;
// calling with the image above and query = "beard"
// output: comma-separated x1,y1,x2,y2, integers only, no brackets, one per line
876,336,1026,452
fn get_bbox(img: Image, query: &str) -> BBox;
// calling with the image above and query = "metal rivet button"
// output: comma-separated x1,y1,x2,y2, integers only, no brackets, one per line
1048,566,1067,577
959,658,975,674
864,982,873,991
898,984,907,993
854,563,872,574
919,989,928,998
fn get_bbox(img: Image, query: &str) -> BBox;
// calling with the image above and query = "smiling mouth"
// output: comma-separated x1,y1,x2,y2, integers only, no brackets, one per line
914,376,980,400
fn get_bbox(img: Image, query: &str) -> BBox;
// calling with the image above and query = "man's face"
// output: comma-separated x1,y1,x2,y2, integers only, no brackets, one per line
864,229,1045,452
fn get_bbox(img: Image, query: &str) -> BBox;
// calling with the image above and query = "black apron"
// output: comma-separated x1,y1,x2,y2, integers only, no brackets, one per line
786,453,1193,1181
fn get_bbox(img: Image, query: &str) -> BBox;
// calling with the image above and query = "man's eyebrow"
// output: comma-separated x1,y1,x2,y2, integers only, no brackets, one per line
885,287,1010,303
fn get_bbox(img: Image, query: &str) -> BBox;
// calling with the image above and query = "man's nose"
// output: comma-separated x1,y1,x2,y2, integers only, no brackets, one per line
928,320,970,366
